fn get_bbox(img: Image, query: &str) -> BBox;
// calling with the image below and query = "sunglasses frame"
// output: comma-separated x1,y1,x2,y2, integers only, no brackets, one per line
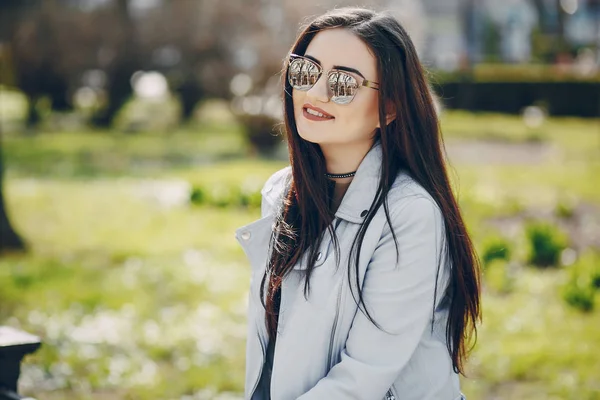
287,53,379,105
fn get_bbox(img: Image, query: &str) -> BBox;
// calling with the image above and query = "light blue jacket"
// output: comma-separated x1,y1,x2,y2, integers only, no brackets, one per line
235,141,466,400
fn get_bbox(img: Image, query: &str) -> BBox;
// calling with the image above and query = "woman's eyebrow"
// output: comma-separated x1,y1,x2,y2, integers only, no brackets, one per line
304,54,366,79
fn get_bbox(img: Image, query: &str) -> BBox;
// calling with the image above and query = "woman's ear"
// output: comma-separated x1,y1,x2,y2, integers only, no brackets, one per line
376,102,396,128
385,110,396,126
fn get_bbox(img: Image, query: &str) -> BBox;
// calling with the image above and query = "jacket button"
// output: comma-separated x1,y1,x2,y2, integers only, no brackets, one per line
360,210,368,217
241,231,251,241
316,252,322,261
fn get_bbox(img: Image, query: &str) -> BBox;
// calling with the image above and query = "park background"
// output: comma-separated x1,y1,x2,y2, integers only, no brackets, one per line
0,0,599,399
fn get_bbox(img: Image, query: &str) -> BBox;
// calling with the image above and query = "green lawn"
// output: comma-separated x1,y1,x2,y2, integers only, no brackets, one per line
1,111,599,399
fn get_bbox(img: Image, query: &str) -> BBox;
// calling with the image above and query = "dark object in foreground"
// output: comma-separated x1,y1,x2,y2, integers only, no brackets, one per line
0,327,41,400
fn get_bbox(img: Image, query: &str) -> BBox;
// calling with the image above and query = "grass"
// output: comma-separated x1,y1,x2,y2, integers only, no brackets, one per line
1,110,599,399
4,183,254,398
2,124,249,178
471,265,600,399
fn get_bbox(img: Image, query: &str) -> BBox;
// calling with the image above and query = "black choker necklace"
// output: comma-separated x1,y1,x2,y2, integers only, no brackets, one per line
325,171,356,179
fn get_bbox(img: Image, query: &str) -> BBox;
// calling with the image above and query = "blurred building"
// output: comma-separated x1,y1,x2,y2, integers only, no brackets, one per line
418,0,600,68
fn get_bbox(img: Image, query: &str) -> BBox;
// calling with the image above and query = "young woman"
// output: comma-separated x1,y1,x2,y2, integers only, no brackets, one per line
235,7,481,400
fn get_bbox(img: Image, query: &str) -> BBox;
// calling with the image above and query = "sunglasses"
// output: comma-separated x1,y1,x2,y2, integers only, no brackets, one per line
287,53,379,105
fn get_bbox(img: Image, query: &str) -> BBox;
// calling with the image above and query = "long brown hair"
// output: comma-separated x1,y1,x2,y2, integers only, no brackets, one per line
259,7,481,375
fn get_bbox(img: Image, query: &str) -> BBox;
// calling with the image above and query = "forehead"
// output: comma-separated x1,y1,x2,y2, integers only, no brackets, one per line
304,28,377,79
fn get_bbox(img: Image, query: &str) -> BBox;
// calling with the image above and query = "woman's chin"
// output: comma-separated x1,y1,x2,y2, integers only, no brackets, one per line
297,130,324,144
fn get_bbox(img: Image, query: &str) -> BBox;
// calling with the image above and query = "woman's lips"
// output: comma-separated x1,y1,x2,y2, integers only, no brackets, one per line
302,107,335,121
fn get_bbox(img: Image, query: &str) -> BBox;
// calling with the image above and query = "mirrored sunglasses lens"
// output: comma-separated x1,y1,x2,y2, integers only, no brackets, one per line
288,58,320,90
328,71,358,105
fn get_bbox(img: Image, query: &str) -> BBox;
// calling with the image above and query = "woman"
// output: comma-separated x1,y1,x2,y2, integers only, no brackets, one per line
235,7,481,400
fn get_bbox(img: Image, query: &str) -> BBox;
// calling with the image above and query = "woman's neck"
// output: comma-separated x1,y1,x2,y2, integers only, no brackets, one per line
328,178,353,214
320,139,374,182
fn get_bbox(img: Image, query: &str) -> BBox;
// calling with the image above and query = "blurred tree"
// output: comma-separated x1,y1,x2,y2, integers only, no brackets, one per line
590,0,600,61
0,0,375,131
91,0,139,127
1,0,144,129
461,0,477,69
0,0,29,251
481,17,502,63
140,0,287,123
528,0,570,59
161,0,215,122
0,0,72,127
0,136,25,253
554,0,569,55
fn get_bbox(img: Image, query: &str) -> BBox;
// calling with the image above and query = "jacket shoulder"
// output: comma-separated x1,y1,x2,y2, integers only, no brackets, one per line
387,171,441,217
260,166,292,217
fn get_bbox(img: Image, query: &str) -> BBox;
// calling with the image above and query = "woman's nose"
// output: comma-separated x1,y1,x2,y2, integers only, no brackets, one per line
305,74,330,104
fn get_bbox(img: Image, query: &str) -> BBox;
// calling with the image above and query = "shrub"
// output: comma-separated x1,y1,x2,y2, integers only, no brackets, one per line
555,196,577,219
574,251,600,289
592,265,600,290
113,95,181,132
210,185,239,208
189,183,261,209
240,180,262,208
239,191,260,208
432,81,600,118
190,187,206,205
560,250,600,312
236,113,282,157
592,273,600,290
524,221,568,267
484,259,515,294
562,280,595,312
481,234,512,268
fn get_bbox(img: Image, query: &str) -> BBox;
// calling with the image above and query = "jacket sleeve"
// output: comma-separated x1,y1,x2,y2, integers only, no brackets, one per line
296,196,447,400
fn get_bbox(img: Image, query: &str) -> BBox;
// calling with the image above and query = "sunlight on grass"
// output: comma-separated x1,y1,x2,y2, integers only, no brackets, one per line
1,111,599,399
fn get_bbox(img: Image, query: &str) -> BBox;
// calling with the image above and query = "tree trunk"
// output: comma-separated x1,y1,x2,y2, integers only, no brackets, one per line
530,0,546,31
461,0,477,70
0,0,26,247
554,0,568,54
92,0,137,128
0,135,26,253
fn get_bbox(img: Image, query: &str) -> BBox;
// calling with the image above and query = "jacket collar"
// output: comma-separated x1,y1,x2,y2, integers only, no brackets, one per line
261,140,384,224
334,139,383,224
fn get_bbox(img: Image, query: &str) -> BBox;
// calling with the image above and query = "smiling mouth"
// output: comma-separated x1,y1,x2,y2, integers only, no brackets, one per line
303,107,335,121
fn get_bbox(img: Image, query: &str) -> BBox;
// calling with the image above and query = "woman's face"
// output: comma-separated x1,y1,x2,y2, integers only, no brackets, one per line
292,28,381,147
